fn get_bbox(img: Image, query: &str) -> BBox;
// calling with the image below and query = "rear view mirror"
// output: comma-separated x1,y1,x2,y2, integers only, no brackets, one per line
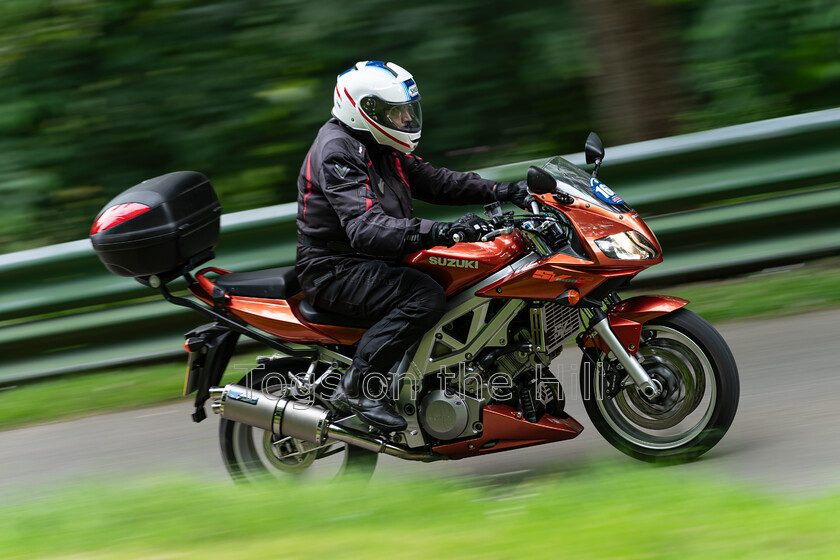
526,166,557,194
585,132,605,165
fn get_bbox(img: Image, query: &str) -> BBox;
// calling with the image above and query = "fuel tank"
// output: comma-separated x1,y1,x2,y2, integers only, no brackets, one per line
403,233,527,296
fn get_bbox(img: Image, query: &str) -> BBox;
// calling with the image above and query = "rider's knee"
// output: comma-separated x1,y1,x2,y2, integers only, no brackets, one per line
409,278,447,323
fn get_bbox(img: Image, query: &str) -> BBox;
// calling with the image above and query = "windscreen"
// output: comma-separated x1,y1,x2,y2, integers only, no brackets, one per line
543,156,632,213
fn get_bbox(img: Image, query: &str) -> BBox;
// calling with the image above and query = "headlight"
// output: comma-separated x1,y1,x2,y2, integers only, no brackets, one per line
595,230,659,260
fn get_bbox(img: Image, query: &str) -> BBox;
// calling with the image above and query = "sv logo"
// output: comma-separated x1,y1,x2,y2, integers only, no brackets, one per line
533,270,592,283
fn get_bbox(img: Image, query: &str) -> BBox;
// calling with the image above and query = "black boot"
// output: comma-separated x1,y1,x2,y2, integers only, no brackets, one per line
330,366,361,410
334,367,406,432
348,396,408,433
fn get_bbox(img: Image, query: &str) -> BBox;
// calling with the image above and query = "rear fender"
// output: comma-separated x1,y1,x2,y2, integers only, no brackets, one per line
582,295,689,356
184,322,240,422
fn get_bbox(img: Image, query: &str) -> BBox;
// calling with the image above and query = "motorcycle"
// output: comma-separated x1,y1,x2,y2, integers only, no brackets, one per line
90,133,739,480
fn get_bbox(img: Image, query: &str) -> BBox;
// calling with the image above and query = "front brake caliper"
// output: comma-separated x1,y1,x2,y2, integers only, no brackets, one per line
603,360,625,399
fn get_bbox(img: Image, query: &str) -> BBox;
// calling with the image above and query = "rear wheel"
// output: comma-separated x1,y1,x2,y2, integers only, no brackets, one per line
580,308,739,463
218,358,378,481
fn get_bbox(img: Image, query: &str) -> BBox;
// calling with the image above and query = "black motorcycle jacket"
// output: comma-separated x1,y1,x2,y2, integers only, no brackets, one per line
295,119,499,299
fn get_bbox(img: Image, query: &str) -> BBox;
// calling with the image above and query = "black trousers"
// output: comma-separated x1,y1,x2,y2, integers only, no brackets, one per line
312,260,447,376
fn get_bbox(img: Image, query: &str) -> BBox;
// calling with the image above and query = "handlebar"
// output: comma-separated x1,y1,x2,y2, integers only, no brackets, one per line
474,190,575,253
478,200,572,250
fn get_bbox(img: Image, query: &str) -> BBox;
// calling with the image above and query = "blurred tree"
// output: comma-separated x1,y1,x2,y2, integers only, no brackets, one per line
577,0,684,143
679,0,840,129
0,0,837,254
0,0,590,252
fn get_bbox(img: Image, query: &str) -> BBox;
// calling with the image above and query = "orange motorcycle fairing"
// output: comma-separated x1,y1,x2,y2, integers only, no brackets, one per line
189,281,366,346
582,295,690,356
537,192,663,268
474,250,643,301
432,404,584,459
403,233,527,296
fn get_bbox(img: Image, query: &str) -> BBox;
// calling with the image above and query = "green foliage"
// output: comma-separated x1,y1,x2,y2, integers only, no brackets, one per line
0,0,837,252
679,0,840,129
2,467,839,558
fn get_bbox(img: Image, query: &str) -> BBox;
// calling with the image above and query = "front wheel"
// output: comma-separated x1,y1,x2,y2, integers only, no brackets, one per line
580,308,739,463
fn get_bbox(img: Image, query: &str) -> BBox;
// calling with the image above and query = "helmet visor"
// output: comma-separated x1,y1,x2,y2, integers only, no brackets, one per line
360,96,422,133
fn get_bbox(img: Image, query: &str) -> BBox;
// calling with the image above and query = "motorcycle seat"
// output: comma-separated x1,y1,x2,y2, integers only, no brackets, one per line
214,266,301,299
212,266,374,329
297,298,376,329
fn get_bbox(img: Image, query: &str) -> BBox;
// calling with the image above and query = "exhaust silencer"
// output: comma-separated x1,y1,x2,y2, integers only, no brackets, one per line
209,384,440,462
209,384,330,444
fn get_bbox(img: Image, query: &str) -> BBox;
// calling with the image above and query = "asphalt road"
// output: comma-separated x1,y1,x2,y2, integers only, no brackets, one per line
2,309,839,499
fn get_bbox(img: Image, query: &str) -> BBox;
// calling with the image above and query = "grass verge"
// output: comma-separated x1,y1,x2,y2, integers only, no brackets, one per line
1,466,839,559
639,257,840,323
0,362,186,430
3,257,840,431
0,357,249,431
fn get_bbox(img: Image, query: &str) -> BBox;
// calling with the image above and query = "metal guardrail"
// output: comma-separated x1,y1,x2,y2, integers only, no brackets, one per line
2,108,840,385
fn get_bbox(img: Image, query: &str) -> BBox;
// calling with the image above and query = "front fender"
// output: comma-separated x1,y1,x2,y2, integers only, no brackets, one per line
582,295,689,356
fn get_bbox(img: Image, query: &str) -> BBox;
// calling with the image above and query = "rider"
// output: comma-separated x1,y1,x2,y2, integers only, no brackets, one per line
295,61,530,432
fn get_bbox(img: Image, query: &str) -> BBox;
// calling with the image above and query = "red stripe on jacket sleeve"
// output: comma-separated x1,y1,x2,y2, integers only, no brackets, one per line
394,155,411,189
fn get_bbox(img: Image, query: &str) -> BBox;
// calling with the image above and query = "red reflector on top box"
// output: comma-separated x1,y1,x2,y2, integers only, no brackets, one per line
90,203,151,235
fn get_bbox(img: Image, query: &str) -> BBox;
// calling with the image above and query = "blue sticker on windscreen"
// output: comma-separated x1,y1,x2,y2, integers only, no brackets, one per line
590,177,624,205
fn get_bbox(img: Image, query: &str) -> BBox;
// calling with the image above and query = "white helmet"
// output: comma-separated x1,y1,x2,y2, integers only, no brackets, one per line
332,61,422,154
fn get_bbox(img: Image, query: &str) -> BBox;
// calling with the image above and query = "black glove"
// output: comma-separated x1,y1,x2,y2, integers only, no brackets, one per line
426,222,456,248
449,212,495,243
494,181,533,210
425,213,495,248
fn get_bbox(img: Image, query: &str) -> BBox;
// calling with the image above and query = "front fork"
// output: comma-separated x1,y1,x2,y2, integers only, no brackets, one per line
583,307,662,400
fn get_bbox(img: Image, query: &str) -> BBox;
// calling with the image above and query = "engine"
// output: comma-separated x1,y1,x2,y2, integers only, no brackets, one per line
416,302,579,442
418,389,470,440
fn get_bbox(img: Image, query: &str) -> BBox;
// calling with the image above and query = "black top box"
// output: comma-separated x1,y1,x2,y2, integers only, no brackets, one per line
91,171,221,284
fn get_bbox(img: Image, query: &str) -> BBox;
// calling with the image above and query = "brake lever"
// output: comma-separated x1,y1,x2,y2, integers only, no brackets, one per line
480,226,514,242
